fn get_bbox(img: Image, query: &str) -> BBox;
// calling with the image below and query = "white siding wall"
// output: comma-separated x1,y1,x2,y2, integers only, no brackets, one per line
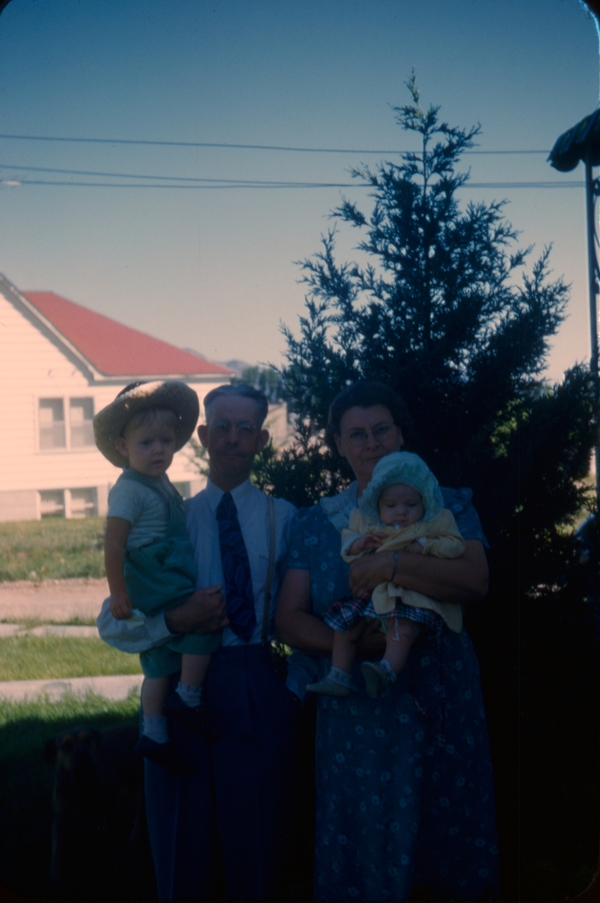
0,289,223,519
0,490,39,521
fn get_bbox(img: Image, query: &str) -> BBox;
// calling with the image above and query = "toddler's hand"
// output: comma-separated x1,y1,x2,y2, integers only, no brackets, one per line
110,591,133,620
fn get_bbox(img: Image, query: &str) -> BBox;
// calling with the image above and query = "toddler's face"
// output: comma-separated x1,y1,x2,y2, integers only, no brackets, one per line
378,482,424,528
115,422,177,478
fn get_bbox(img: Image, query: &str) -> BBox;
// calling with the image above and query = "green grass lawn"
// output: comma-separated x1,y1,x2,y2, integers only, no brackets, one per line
0,516,105,581
0,636,142,681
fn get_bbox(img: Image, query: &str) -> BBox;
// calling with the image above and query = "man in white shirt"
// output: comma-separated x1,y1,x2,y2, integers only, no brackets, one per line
98,384,298,900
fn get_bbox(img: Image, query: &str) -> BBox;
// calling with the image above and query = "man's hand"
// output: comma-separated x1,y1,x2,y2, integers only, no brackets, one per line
164,585,229,635
110,590,133,620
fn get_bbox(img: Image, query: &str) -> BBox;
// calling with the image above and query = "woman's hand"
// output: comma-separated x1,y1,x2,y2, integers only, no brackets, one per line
405,540,424,554
349,540,489,604
348,550,397,598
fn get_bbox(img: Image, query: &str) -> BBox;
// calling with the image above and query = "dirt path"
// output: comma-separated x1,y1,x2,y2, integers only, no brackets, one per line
0,578,109,621
0,579,143,701
0,673,142,702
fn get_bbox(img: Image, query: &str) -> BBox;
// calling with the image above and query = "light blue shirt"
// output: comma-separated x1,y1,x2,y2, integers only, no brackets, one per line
108,471,174,550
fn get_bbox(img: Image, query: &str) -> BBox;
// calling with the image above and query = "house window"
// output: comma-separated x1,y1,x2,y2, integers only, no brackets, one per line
70,398,95,447
69,488,97,518
39,488,98,519
39,399,66,449
39,489,65,518
38,396,95,450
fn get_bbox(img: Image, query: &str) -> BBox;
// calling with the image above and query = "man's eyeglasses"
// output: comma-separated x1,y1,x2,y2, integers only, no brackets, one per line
341,422,395,448
211,420,258,437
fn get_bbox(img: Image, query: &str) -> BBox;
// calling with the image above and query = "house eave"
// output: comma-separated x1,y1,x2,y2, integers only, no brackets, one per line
90,371,235,385
0,272,235,386
0,273,103,381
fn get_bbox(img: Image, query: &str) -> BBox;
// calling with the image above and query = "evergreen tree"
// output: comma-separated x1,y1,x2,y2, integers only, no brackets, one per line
259,73,593,586
237,365,285,403
256,76,598,896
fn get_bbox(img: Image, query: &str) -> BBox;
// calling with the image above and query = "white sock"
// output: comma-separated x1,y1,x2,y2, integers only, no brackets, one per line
176,681,203,707
329,666,354,688
380,659,397,682
143,714,169,744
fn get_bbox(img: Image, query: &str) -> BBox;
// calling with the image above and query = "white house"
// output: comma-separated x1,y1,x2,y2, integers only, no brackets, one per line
0,272,234,522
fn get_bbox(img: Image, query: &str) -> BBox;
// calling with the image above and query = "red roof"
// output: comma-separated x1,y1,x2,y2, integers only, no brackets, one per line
22,291,232,379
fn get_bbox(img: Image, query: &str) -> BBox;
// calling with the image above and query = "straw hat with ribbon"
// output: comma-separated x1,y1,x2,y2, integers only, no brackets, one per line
93,380,199,468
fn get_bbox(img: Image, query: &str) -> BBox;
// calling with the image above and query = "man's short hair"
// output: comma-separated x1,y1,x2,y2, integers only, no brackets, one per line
203,383,269,427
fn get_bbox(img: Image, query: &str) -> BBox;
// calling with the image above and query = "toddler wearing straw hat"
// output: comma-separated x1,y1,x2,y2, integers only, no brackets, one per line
94,381,220,773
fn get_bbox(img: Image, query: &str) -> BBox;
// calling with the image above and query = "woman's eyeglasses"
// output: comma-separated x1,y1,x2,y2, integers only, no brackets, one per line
341,422,395,448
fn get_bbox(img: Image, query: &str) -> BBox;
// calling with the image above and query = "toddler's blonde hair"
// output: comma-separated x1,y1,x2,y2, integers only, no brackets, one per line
122,406,179,437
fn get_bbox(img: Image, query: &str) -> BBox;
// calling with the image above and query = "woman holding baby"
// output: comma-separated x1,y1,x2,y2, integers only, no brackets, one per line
276,380,499,901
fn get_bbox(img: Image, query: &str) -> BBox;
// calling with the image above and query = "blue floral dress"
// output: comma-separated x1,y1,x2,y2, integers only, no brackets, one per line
287,483,499,901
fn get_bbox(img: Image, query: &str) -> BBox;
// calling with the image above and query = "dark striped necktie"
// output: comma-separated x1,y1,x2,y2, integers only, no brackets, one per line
216,491,256,642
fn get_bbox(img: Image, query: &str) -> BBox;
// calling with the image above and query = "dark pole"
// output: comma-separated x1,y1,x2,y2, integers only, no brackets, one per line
585,154,600,503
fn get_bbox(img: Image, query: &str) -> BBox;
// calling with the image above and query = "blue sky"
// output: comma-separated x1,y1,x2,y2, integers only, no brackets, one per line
0,0,597,380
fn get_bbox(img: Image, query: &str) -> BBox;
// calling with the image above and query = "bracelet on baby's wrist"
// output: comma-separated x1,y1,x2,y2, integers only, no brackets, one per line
390,550,399,583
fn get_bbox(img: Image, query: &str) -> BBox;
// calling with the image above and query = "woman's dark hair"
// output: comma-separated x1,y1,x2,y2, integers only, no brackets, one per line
324,381,413,453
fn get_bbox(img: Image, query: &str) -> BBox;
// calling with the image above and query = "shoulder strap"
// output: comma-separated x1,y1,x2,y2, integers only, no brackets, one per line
117,469,173,513
261,496,276,646
118,468,168,495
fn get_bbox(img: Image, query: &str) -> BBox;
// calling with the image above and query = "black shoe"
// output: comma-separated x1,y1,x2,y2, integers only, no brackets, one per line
134,734,196,775
165,691,219,737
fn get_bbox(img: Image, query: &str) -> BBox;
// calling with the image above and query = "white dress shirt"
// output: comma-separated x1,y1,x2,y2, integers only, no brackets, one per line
186,478,295,647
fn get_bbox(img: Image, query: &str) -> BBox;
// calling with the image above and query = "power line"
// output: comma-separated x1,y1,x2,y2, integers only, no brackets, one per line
2,163,581,189
0,161,337,185
1,180,584,190
0,132,548,156
466,181,584,189
0,176,584,190
1,179,358,189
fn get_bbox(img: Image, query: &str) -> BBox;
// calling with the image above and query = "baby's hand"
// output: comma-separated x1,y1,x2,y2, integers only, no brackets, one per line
110,591,133,620
366,532,386,548
349,533,385,555
405,540,424,555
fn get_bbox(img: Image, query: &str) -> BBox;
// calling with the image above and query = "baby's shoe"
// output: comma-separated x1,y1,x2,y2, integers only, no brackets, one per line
134,734,195,775
307,676,351,697
361,661,396,699
307,666,355,697
165,691,219,737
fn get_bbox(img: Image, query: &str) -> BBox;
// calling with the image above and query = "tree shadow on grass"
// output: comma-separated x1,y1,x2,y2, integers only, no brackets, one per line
0,699,155,900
